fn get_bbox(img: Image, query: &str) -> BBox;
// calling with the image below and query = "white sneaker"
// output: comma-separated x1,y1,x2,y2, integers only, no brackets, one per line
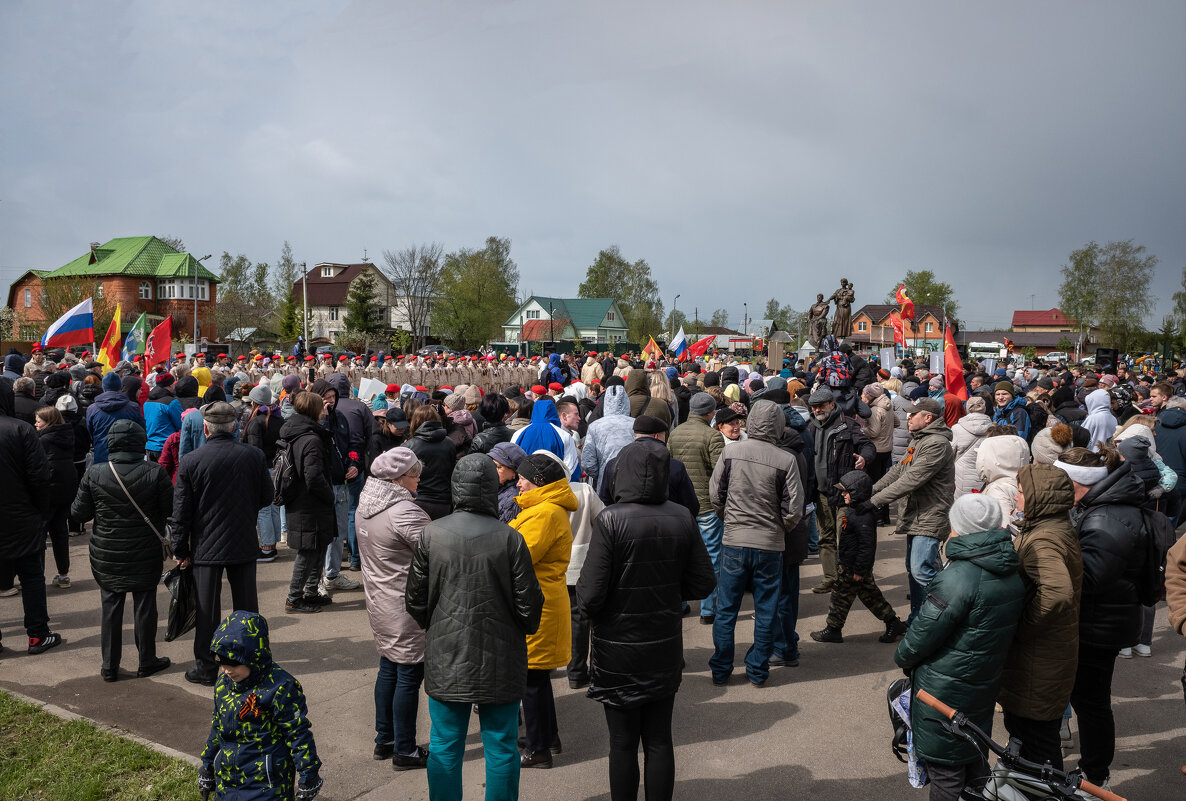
0,586,18,597
1133,643,1151,657
1117,647,1133,659
323,574,362,591
52,575,71,589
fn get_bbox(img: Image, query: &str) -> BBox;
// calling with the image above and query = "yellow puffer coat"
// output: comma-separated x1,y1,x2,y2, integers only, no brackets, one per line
192,366,212,399
512,478,577,670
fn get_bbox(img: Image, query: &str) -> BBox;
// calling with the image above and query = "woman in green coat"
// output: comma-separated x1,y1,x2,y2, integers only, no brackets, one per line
894,493,1025,801
71,419,174,682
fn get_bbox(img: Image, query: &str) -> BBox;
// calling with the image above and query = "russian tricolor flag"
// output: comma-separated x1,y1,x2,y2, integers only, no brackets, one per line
40,297,95,349
670,326,688,360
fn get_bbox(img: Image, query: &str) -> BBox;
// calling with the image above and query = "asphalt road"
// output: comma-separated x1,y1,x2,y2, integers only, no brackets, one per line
2,528,1182,800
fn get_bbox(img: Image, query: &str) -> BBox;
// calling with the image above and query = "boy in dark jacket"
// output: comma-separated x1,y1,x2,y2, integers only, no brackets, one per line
811,471,907,644
198,611,322,800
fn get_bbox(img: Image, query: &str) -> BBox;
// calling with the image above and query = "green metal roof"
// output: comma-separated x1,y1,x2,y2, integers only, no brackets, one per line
48,236,220,283
505,296,624,329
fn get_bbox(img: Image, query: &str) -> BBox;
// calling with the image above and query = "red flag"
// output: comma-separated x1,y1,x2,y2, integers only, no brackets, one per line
895,284,915,320
944,325,968,401
144,316,173,368
686,335,716,361
890,311,904,346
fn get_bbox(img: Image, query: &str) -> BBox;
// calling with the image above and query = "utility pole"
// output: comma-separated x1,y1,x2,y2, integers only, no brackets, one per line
672,293,680,336
195,254,212,344
695,307,700,338
301,262,308,346
548,302,554,348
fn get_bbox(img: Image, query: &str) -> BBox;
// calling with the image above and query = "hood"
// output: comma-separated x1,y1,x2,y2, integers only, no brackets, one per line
121,375,142,399
566,381,588,402
955,412,993,437
747,399,785,444
529,397,561,427
192,366,212,397
451,453,500,516
279,412,329,441
175,375,199,398
1115,434,1160,492
38,422,74,450
602,385,630,417
105,419,147,455
4,354,25,374
413,419,448,442
1085,388,1111,415
720,365,739,386
209,611,272,688
548,353,561,368
838,469,873,504
1016,463,1074,527
1159,406,1186,429
0,377,13,417
448,408,476,436
93,390,136,413
944,528,1019,576
358,476,415,519
612,438,671,504
147,385,175,402
1078,462,1147,509
327,372,351,398
871,393,893,412
516,476,579,512
625,370,650,398
901,380,920,397
976,434,1030,484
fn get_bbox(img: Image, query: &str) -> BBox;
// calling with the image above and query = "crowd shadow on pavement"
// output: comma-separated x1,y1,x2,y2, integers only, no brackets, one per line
580,764,915,801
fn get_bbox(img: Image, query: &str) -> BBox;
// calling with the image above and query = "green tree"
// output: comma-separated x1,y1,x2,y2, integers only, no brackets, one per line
214,252,259,342
434,236,520,350
884,269,960,323
272,241,302,341
1171,266,1186,334
1058,239,1157,353
665,309,688,335
578,245,664,344
710,308,729,328
1056,334,1073,353
342,271,385,337
381,243,444,351
763,297,809,343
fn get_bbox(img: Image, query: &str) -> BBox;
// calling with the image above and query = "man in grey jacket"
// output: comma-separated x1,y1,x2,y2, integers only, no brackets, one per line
870,396,955,621
707,400,803,686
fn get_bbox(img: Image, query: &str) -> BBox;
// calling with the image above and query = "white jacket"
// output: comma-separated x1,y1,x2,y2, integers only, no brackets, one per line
975,434,1031,524
951,412,993,497
565,482,606,585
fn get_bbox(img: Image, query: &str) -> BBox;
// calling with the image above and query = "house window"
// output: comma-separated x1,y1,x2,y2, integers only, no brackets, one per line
925,321,934,333
858,321,867,332
139,281,152,300
23,289,30,307
322,266,334,277
158,279,175,299
96,284,103,298
526,310,540,320
606,311,615,321
329,306,339,321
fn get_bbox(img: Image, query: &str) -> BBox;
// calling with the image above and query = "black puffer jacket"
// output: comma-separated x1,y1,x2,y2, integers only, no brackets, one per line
277,413,336,552
38,422,78,501
407,421,456,508
71,420,172,592
576,443,716,708
175,376,202,411
0,377,52,559
1069,463,1146,650
836,470,877,574
470,420,512,455
169,432,272,565
406,454,544,704
244,408,285,463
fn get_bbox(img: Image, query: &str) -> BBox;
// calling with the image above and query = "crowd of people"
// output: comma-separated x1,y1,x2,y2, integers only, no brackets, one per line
2,338,1186,800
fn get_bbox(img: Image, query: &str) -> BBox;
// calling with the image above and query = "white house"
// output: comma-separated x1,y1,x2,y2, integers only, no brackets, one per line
293,262,431,340
502,296,629,344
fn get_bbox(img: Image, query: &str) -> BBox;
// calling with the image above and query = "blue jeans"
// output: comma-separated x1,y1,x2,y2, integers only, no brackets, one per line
428,698,520,801
279,504,287,537
324,483,349,579
257,470,281,548
347,476,364,568
696,512,724,617
710,545,782,685
906,535,941,622
375,658,424,754
806,511,819,552
772,553,800,661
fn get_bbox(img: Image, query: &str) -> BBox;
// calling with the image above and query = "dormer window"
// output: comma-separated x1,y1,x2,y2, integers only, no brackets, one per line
322,266,334,277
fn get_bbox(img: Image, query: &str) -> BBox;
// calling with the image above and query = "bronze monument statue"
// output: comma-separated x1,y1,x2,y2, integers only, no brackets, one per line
808,293,830,347
829,278,855,340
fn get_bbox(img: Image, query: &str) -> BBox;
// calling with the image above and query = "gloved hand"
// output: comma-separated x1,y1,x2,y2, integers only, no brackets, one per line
197,765,215,800
296,773,324,801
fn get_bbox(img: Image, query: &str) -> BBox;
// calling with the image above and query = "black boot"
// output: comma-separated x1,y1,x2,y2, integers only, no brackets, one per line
810,627,844,643
879,617,908,643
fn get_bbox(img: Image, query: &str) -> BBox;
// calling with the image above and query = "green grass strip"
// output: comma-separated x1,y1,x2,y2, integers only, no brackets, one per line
0,690,202,801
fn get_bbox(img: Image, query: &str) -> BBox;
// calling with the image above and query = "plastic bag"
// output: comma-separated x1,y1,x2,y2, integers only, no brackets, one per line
162,565,197,642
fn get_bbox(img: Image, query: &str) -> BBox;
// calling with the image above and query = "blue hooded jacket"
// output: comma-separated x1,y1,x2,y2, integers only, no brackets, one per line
202,611,321,798
993,395,1031,441
547,353,565,386
515,398,564,459
85,390,144,463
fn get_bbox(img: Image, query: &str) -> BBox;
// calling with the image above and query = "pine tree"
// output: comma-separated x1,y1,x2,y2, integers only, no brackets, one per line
343,272,384,336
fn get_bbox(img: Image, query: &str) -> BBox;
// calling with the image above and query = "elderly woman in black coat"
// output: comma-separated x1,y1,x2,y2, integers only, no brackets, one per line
35,406,77,588
71,419,173,681
576,440,715,801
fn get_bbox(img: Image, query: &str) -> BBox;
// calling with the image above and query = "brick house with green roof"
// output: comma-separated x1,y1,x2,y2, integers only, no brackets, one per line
7,236,221,340
502,296,628,344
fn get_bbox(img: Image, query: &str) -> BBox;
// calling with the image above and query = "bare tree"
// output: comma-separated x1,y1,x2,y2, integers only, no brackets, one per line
381,243,444,351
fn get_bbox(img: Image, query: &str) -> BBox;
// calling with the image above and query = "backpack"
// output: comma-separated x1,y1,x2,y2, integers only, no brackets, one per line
271,438,299,506
1137,507,1176,605
823,353,853,387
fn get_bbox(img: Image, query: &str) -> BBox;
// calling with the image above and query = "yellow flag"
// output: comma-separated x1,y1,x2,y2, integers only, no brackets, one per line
641,336,660,360
97,303,122,373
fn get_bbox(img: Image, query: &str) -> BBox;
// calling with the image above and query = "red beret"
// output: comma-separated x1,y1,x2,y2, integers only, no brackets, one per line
531,385,547,394
286,355,295,361
386,384,398,392
31,342,43,352
397,355,406,360
415,385,427,392
548,382,563,391
591,379,601,384
441,385,454,391
304,355,315,361
217,353,227,358
321,353,331,359
470,355,479,361
370,356,378,361
338,355,348,361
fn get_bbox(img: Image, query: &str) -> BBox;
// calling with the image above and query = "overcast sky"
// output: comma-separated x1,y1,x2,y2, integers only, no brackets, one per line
3,1,1184,332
